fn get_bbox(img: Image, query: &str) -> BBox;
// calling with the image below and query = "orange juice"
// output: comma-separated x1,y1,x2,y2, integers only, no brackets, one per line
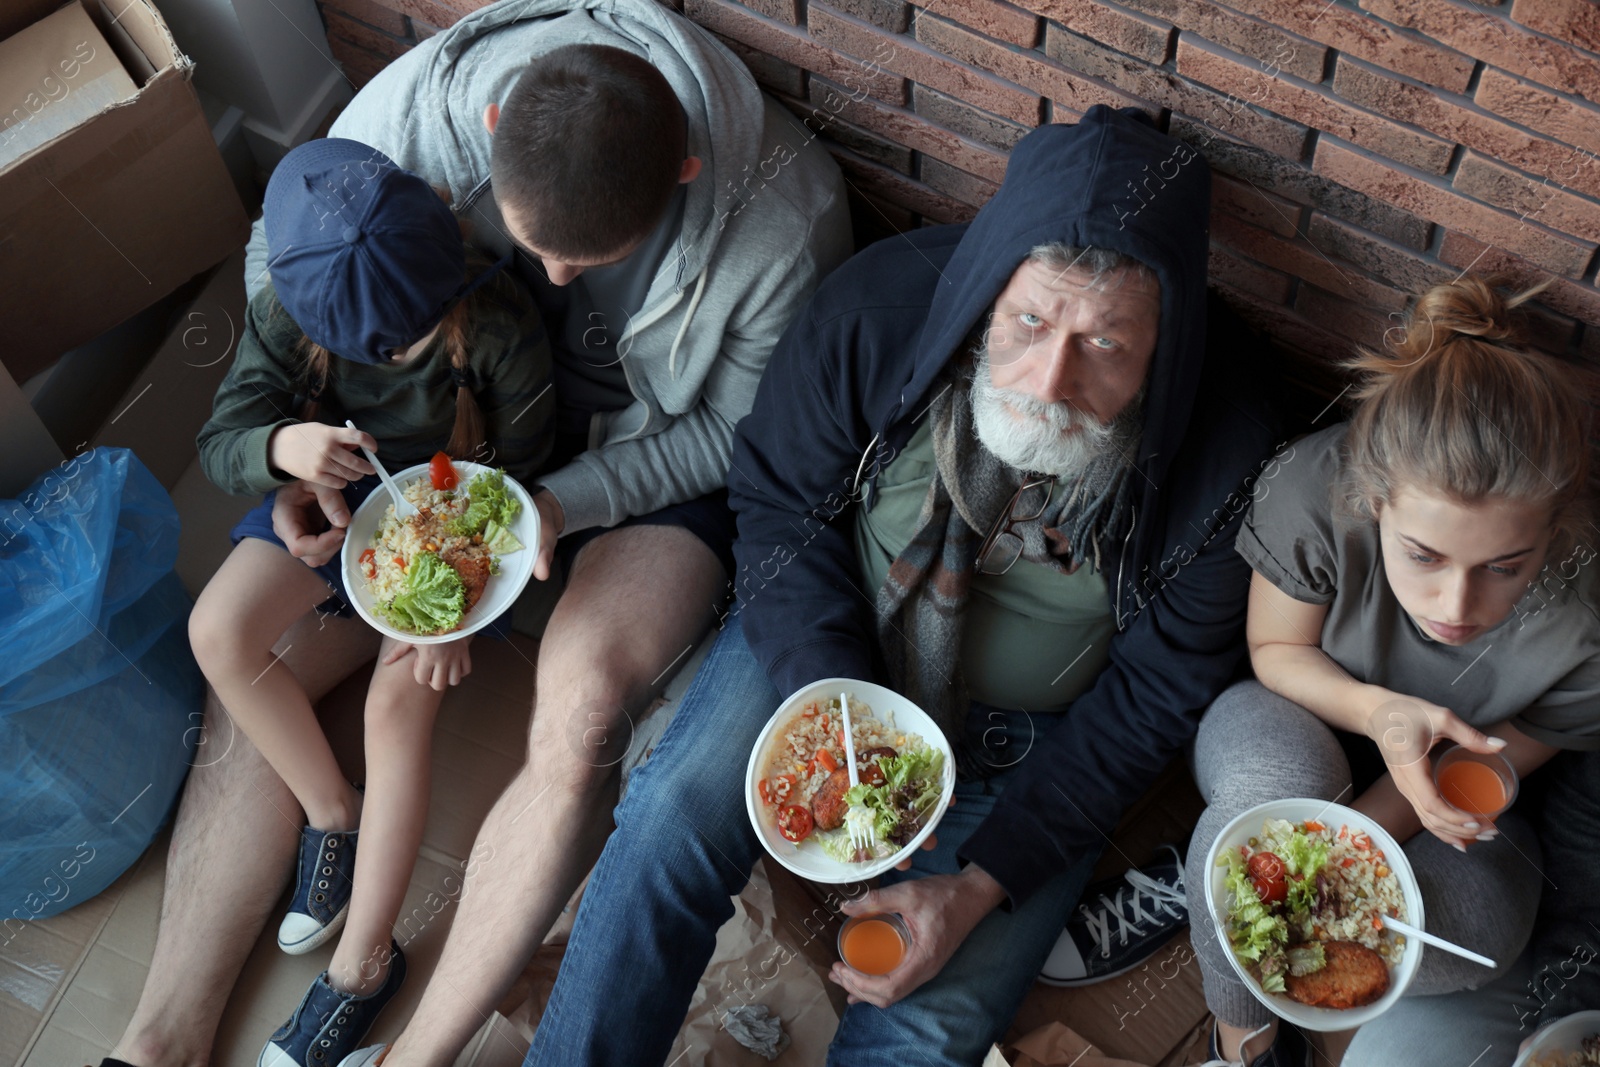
1437,759,1508,817
840,918,906,975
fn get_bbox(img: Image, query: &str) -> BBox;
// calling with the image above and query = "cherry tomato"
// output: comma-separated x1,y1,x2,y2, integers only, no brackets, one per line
777,805,813,843
1248,850,1288,904
429,451,458,490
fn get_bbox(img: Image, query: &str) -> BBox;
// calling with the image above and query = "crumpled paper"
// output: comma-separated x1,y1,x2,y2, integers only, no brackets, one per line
723,1004,791,1060
999,1022,1155,1067
665,858,841,1065
475,860,839,1067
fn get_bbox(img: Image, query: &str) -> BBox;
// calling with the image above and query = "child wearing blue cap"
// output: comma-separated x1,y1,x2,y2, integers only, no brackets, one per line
191,138,553,1067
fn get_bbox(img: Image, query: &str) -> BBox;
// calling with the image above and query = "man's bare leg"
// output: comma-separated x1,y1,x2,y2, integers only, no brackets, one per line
382,524,724,1067
113,609,381,1067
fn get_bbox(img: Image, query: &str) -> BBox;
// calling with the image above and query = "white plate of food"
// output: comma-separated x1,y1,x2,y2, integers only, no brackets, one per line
746,678,956,885
1513,1011,1600,1066
1203,799,1426,1031
340,457,539,644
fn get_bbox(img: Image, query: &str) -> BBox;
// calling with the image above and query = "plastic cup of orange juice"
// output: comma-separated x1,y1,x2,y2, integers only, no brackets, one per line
1433,745,1518,820
838,912,911,976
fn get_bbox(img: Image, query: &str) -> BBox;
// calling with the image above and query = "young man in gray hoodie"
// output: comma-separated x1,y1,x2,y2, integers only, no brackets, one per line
106,4,849,1067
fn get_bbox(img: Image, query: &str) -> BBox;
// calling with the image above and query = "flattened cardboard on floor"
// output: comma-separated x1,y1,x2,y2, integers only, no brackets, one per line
0,1,137,168
0,0,248,382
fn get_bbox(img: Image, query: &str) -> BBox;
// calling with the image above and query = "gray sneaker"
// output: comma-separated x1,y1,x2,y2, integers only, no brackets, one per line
1200,1020,1311,1067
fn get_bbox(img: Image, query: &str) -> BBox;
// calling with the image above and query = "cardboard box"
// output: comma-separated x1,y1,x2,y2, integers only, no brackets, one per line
0,1,136,167
0,0,249,382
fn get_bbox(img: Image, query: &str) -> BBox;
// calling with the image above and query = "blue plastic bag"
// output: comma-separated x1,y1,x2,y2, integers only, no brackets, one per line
0,448,202,929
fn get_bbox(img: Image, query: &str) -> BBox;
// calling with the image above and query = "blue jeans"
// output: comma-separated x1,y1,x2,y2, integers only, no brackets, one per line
525,617,1100,1067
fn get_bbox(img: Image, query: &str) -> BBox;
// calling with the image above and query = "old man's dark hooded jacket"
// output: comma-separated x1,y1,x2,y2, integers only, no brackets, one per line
727,106,1284,905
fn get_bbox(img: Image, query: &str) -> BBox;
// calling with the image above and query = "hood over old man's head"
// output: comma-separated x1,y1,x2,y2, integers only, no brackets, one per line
908,106,1212,487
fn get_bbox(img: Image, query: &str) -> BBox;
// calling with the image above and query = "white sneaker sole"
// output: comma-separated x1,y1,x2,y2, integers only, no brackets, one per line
277,903,349,955
337,1045,388,1067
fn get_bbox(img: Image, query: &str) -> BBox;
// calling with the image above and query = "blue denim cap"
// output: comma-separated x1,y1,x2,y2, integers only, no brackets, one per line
263,138,468,364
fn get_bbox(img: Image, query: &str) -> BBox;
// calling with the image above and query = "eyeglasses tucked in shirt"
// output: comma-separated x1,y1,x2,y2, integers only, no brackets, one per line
974,475,1057,576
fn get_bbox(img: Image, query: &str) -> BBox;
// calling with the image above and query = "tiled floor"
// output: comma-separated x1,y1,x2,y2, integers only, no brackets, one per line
13,619,546,1067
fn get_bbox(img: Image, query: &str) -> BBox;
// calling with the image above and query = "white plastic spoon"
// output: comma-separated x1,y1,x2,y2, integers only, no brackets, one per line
1382,915,1496,969
344,419,414,519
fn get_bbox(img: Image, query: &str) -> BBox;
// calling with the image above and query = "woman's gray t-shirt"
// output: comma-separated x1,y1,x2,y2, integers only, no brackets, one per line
1236,423,1600,750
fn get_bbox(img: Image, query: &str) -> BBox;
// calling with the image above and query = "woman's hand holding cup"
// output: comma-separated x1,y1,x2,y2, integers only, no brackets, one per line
1366,689,1508,850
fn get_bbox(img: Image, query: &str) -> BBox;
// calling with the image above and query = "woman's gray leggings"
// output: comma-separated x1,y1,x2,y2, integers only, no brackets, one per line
1184,680,1545,1028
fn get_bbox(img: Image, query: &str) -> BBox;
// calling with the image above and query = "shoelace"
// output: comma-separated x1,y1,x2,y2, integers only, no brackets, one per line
1078,860,1187,958
1196,1021,1275,1067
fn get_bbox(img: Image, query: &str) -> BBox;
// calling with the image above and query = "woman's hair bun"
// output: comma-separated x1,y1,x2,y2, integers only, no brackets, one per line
1389,274,1536,362
1340,273,1590,561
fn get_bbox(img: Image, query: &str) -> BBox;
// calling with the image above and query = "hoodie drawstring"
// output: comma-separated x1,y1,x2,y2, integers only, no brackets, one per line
667,268,710,379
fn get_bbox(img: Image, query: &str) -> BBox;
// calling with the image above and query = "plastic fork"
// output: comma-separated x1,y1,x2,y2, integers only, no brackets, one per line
345,419,414,519
840,692,876,854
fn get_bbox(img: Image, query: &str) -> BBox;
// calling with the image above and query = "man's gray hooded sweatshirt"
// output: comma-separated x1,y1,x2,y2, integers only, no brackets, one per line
245,0,852,533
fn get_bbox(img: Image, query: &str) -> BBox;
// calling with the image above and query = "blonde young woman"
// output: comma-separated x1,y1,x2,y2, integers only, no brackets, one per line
1186,277,1599,1067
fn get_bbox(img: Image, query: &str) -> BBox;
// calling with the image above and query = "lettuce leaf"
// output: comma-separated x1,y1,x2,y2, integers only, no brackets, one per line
1282,829,1328,918
816,828,857,863
842,745,945,843
1220,849,1289,979
483,519,522,555
1259,954,1287,994
844,781,900,842
1287,943,1326,976
446,469,521,538
379,551,465,634
447,498,492,538
881,746,943,792
1282,830,1329,881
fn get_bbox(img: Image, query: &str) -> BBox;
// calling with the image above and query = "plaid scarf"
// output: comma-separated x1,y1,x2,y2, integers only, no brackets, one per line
873,362,1141,778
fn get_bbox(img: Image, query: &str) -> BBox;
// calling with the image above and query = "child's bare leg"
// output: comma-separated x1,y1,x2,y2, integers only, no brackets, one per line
327,637,447,995
189,539,362,831
115,608,381,1067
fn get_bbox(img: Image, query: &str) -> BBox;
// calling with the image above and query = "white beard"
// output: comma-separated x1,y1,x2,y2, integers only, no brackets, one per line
968,346,1142,478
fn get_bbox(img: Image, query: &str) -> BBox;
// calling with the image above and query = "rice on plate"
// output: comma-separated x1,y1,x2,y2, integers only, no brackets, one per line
1528,1042,1600,1067
1516,1013,1600,1067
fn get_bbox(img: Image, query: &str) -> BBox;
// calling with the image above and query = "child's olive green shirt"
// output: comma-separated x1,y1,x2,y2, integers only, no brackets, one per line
198,272,554,496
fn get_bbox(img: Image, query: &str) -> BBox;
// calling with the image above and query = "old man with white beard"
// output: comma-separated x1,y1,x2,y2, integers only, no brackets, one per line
515,105,1286,1067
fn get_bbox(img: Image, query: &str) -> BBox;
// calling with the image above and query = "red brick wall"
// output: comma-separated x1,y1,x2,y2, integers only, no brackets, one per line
316,0,1600,411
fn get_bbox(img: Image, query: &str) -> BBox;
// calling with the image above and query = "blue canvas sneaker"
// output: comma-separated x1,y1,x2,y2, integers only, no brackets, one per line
258,941,406,1067
279,826,358,954
1039,843,1188,986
